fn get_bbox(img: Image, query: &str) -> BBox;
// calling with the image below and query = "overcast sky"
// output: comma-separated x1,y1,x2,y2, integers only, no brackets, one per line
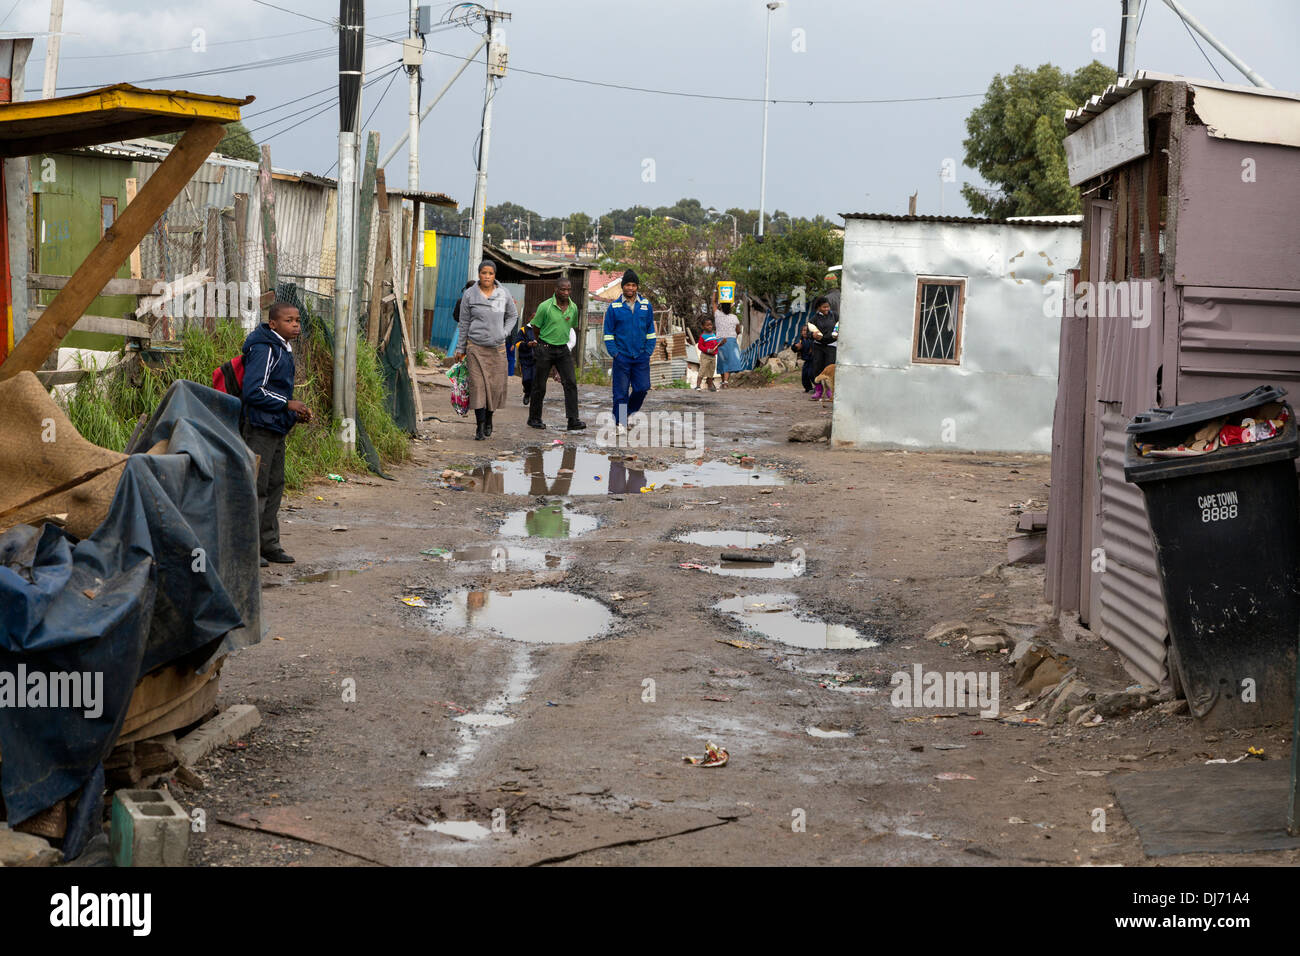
11,0,1300,220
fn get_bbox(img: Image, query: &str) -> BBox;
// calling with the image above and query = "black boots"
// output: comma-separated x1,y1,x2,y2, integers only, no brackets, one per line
483,409,494,437
474,407,486,440
567,419,586,431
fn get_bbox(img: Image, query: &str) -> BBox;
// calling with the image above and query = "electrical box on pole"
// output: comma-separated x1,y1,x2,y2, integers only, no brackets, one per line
488,35,508,78
416,4,433,34
402,37,423,67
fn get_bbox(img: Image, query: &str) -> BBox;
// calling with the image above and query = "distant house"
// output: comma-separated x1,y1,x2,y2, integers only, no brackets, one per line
831,212,1081,454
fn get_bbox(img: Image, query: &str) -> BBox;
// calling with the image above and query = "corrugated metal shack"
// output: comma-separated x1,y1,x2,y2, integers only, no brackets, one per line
22,137,454,342
831,213,1081,453
1046,72,1300,688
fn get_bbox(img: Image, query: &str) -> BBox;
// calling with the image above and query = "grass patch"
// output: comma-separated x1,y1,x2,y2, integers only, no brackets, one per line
577,365,611,386
658,378,691,389
64,319,409,491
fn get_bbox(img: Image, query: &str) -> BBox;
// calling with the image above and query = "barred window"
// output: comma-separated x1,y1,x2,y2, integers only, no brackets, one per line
912,277,965,364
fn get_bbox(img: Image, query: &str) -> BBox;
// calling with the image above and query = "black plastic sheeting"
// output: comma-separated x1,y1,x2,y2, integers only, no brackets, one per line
0,380,261,858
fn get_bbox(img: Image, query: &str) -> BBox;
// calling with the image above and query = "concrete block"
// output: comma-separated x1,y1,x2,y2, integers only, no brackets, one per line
176,703,261,766
110,789,189,867
0,826,61,866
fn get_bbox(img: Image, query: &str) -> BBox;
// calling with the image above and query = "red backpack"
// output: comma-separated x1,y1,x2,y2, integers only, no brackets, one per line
212,354,245,395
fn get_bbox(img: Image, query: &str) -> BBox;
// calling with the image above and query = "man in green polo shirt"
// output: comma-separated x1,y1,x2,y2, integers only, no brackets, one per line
526,276,585,431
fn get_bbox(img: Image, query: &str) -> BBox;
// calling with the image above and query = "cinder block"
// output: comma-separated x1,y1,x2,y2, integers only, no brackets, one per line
176,704,261,766
110,789,189,867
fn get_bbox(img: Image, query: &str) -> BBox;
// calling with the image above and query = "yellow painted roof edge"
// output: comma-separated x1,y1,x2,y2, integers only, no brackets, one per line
0,84,253,124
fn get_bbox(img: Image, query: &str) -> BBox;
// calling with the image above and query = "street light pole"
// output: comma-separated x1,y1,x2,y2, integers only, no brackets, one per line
708,207,737,245
757,0,783,239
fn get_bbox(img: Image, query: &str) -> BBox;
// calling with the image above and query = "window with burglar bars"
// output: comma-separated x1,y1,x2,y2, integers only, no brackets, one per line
912,277,965,364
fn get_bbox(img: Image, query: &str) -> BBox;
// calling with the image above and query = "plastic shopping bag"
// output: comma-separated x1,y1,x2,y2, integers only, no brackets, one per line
447,360,470,416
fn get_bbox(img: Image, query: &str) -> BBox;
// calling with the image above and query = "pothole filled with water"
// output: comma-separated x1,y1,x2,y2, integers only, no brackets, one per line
497,505,599,539
428,544,571,571
707,558,804,579
429,588,614,644
674,530,785,548
465,446,787,496
714,593,878,650
425,820,492,841
294,568,366,583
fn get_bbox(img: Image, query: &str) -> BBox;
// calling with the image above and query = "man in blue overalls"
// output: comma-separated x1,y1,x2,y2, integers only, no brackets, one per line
603,269,656,436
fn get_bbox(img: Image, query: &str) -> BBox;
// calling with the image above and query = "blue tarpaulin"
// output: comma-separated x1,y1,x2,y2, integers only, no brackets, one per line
739,309,807,371
0,379,261,858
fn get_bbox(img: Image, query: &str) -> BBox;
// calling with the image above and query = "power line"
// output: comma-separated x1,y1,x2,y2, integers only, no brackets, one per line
246,62,401,138
51,32,404,92
423,45,983,105
323,65,402,175
1174,7,1225,80
243,58,403,120
0,0,22,28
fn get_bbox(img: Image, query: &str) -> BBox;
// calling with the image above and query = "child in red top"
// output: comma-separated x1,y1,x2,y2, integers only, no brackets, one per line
696,317,721,392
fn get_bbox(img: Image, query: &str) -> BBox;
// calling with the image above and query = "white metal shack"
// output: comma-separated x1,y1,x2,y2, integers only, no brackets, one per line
831,213,1081,454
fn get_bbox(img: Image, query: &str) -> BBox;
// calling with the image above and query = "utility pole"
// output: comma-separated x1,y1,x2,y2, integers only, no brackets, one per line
1159,0,1273,88
405,2,426,350
42,0,65,98
1118,0,1139,77
757,0,784,239
468,3,512,281
334,0,364,452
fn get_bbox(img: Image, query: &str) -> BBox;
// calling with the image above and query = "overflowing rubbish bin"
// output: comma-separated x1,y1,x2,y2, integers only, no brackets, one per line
1125,384,1300,728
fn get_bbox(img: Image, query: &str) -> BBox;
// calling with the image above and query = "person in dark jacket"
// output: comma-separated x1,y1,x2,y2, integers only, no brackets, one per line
792,326,817,393
806,296,838,401
241,302,312,565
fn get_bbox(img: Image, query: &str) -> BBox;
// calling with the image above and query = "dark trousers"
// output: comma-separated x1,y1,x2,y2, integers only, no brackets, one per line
809,342,833,381
611,357,650,425
241,422,287,555
529,343,579,422
801,356,817,391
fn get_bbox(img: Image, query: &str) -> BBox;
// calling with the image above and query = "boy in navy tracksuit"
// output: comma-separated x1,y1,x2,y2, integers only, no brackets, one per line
241,302,312,566
602,269,656,433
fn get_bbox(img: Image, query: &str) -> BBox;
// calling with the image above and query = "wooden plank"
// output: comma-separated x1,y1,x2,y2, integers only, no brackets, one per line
368,169,390,348
258,144,278,311
124,178,142,279
27,273,159,296
356,132,379,296
405,200,420,348
135,269,210,320
0,121,225,381
232,192,248,284
204,206,220,331
34,368,88,386
27,309,151,338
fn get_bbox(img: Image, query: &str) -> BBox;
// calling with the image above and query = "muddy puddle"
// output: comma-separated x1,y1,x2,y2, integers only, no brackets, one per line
714,593,878,650
464,446,787,496
425,545,570,571
430,588,614,644
425,820,492,841
707,558,803,579
675,530,785,548
497,505,598,539
295,568,364,583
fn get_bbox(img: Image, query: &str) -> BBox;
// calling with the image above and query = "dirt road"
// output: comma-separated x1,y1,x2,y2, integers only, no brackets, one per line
185,379,1299,867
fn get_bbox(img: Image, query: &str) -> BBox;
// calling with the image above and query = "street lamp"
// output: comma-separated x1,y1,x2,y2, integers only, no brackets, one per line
758,0,784,239
708,207,738,245
663,215,689,227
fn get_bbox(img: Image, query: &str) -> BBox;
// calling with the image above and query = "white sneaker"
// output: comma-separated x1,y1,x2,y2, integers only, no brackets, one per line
616,424,627,436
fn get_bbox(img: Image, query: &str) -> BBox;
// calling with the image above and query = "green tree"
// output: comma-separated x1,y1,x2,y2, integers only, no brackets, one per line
604,218,733,330
961,61,1116,218
156,120,260,162
726,222,843,315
